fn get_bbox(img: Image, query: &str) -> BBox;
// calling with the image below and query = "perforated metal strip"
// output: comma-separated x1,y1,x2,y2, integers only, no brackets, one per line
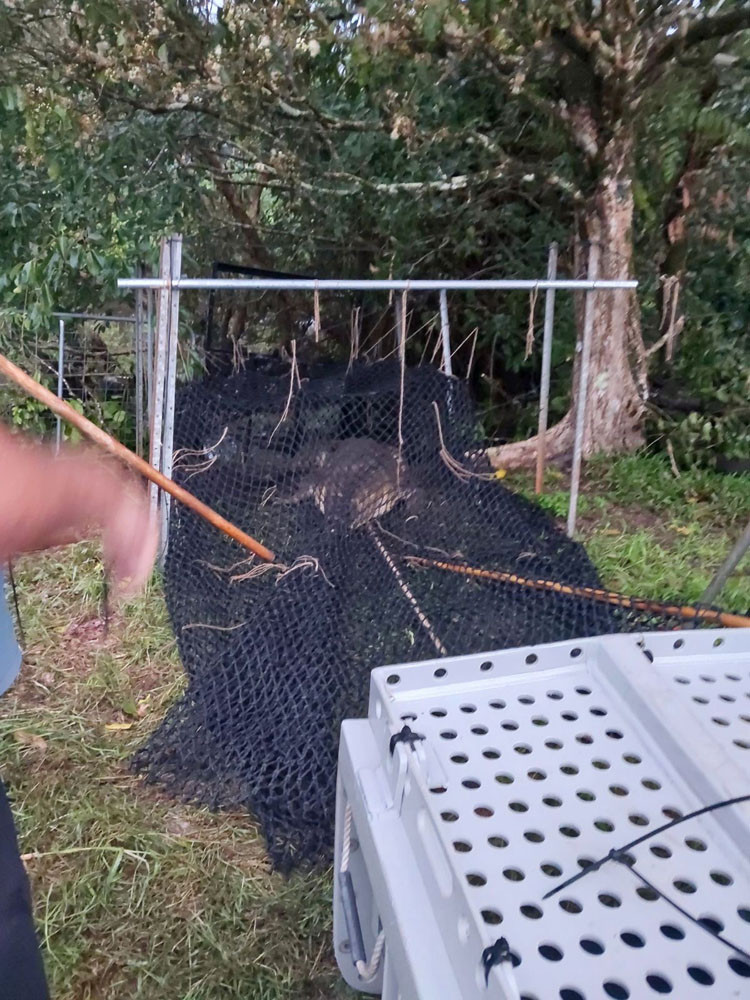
367,629,750,999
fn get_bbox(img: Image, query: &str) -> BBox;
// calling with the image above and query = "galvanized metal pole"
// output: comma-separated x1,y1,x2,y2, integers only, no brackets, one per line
439,290,453,376
119,277,637,292
535,244,558,494
52,312,135,323
55,318,65,452
150,239,171,524
146,287,154,429
134,289,144,458
160,234,183,555
567,243,599,537
701,518,750,604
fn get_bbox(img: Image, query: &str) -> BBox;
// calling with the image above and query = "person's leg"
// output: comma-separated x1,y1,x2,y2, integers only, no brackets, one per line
0,779,49,1000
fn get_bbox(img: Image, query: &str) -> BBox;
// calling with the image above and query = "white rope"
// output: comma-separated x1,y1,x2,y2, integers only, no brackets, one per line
368,525,447,655
498,963,522,1000
314,280,321,343
340,804,386,981
524,283,539,359
341,803,354,873
397,285,408,490
356,930,386,981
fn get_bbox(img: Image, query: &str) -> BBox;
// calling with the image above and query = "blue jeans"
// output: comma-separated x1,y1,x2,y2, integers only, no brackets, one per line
0,779,48,999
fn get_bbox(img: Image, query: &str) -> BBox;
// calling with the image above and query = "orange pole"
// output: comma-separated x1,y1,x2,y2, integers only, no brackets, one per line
407,556,750,629
0,353,275,563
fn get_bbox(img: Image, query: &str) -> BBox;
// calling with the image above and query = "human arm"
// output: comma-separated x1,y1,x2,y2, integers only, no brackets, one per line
0,426,156,597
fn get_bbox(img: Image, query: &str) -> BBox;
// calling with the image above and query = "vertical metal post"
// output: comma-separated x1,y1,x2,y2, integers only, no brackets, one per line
439,290,453,376
567,243,599,537
150,239,171,525
55,319,65,451
535,243,558,494
146,287,154,429
160,234,182,556
134,289,144,458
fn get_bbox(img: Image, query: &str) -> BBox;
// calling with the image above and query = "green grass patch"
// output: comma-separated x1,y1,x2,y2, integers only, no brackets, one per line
588,452,750,529
1,451,747,998
2,547,350,1000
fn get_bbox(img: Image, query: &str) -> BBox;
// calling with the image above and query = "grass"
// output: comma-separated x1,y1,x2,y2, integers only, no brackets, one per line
513,452,750,610
2,547,348,1000
1,452,749,999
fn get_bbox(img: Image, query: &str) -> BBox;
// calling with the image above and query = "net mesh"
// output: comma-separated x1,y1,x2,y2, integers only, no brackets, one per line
134,361,710,870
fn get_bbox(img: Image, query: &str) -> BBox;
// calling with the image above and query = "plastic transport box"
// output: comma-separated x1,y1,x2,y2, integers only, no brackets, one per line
333,629,750,999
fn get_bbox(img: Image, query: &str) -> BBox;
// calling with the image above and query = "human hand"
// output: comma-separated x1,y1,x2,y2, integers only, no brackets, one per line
101,488,158,599
0,427,157,597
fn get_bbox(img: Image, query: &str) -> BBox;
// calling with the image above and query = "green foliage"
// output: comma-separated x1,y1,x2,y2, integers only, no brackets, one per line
588,453,750,527
0,0,748,456
649,208,750,469
0,89,196,326
9,393,49,436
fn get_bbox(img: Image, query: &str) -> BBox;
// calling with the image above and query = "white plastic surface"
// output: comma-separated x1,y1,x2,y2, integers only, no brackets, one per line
335,628,750,1000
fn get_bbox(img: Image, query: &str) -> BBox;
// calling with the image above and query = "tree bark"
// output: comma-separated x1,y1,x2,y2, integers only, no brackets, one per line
488,128,645,469
577,130,645,454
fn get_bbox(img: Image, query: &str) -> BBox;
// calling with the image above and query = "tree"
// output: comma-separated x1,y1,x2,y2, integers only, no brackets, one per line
2,1,749,463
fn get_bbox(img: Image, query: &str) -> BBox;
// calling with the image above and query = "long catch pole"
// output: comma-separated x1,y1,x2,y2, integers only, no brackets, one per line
0,352,275,563
535,243,558,494
55,318,65,453
567,243,600,536
408,556,750,629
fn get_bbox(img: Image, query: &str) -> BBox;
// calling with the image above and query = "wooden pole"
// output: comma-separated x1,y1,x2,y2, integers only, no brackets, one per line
0,352,276,563
407,556,750,629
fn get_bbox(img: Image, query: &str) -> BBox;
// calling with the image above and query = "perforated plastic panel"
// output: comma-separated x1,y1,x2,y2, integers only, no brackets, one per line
334,629,750,999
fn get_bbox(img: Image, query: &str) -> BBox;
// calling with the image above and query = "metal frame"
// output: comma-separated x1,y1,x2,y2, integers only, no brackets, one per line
118,269,636,536
334,628,750,999
51,311,138,453
55,318,65,452
148,235,182,559
52,312,136,323
567,242,599,536
120,278,635,292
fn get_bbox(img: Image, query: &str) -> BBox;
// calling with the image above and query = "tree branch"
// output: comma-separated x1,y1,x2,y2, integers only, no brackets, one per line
642,8,750,82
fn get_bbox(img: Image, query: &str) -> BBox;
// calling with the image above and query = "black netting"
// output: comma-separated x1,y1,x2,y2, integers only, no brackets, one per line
134,361,707,870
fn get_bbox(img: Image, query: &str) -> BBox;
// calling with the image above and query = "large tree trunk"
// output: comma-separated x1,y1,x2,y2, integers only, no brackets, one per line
488,130,645,469
577,132,645,454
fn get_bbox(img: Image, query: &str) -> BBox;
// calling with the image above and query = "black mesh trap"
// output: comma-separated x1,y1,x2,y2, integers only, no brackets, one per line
134,362,709,870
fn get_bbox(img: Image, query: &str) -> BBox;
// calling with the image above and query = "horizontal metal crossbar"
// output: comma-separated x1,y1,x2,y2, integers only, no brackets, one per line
118,277,637,291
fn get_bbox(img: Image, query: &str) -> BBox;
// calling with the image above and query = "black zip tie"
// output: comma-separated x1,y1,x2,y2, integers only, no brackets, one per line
6,559,25,649
481,936,511,986
389,724,425,756
624,860,750,963
543,791,750,900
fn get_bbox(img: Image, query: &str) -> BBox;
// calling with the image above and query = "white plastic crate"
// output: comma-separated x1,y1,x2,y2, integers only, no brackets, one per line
333,629,750,999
